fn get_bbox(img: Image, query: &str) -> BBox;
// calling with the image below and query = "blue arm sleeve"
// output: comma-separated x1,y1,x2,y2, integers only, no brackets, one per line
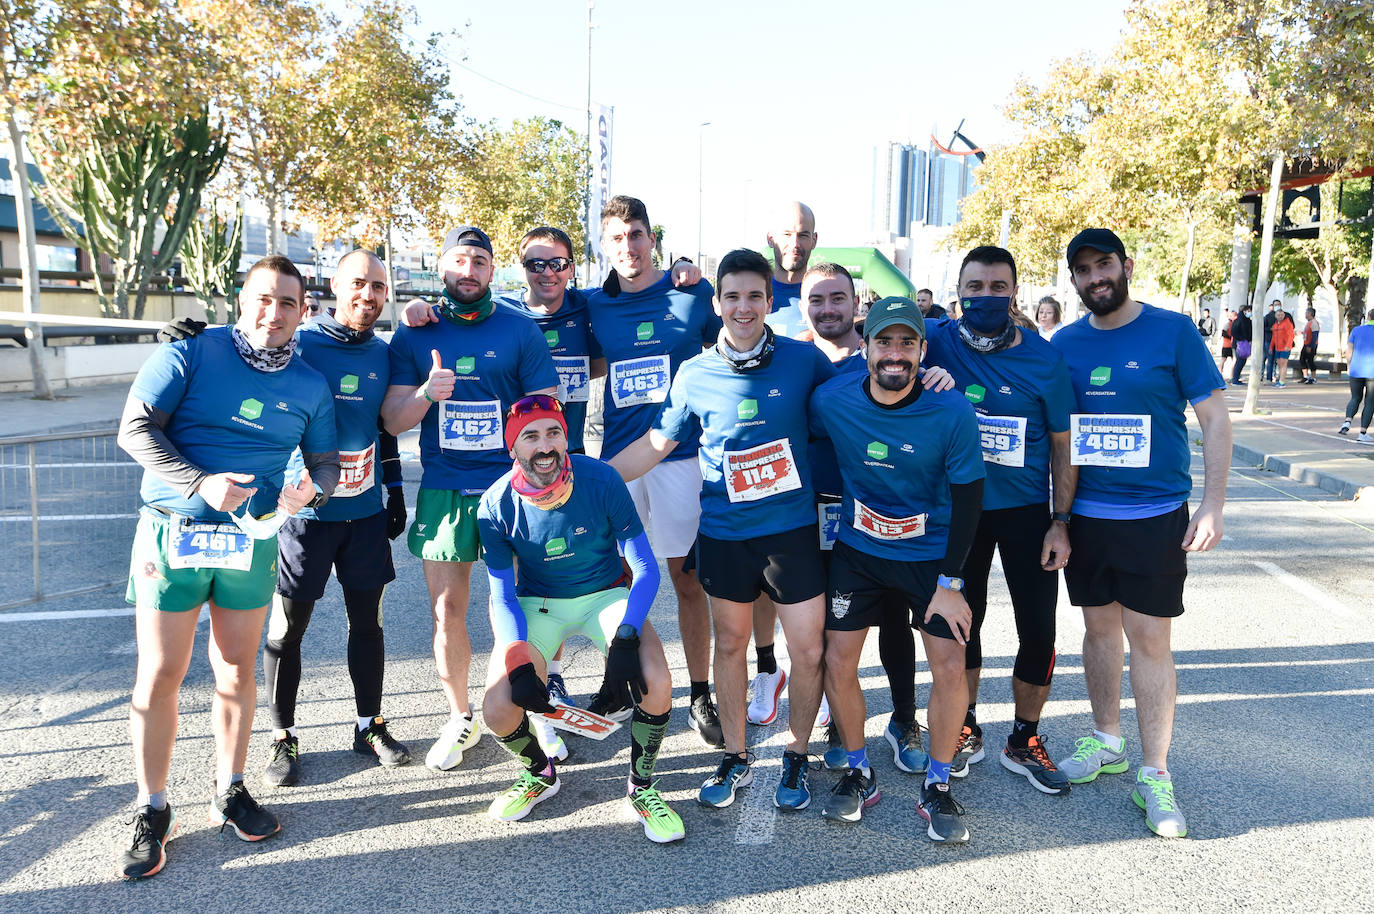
618,530,659,633
486,566,527,647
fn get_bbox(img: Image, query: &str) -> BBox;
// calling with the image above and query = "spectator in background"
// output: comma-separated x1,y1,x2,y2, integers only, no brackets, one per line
916,288,949,319
1197,307,1216,351
1299,307,1320,384
1339,308,1374,444
1262,300,1280,382
1269,305,1295,387
1037,296,1064,340
1229,305,1254,384
1220,310,1237,378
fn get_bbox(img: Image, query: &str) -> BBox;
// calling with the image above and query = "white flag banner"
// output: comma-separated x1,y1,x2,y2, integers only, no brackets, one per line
587,104,613,282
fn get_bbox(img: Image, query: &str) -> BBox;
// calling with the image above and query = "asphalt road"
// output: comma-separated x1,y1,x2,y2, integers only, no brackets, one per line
0,443,1370,913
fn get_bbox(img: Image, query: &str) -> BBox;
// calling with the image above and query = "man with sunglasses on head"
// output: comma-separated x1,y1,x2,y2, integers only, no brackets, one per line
382,226,559,773
116,255,340,879
476,395,683,841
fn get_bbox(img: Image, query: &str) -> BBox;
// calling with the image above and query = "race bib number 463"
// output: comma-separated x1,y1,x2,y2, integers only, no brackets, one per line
1070,414,1151,467
723,438,802,503
978,414,1028,468
609,355,670,408
439,400,503,451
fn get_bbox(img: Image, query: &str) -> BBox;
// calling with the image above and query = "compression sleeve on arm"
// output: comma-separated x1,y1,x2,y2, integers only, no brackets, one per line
618,530,660,633
117,398,207,498
377,419,403,488
486,565,527,647
301,449,341,500
940,479,984,577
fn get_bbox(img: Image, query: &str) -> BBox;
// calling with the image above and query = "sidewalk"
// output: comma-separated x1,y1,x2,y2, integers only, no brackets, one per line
0,381,131,438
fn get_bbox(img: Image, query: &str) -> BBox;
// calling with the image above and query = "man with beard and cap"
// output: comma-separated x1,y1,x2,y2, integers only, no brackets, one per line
475,395,684,842
809,296,984,841
1052,228,1231,839
922,246,1076,797
382,226,559,772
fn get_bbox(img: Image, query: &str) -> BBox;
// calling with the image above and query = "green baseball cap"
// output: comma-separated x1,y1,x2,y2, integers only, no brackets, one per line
863,296,927,340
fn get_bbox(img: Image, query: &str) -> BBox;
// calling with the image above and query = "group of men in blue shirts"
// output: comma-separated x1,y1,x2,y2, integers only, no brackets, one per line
114,192,1231,878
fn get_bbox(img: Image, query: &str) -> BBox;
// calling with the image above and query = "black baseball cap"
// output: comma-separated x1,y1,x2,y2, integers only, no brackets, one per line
441,225,493,257
1066,228,1126,267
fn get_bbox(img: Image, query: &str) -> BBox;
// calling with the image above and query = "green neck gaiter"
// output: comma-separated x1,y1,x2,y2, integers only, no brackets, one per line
438,288,494,325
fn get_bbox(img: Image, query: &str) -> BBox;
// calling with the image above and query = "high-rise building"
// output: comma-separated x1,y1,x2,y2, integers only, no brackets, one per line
873,141,980,237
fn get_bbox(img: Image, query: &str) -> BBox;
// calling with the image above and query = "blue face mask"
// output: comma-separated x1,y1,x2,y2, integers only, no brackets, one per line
960,296,1013,335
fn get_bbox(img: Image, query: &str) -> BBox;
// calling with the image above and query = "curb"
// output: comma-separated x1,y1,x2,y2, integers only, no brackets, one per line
1232,441,1373,502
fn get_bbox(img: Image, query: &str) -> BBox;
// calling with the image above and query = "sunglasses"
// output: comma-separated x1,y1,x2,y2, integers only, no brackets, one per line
507,393,564,420
524,257,574,274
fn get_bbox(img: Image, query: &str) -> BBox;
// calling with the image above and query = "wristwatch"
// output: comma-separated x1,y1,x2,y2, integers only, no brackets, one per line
937,574,964,592
1051,511,1071,525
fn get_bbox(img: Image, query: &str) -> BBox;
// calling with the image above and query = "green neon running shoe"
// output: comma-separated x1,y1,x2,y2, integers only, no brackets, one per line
1132,770,1188,838
627,783,685,843
488,768,560,822
1058,734,1129,784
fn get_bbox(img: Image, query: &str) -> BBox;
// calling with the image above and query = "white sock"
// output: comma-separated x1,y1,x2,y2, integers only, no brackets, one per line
548,659,563,676
1139,765,1169,780
273,726,297,740
358,715,376,731
138,790,168,811
1094,729,1125,753
216,772,244,796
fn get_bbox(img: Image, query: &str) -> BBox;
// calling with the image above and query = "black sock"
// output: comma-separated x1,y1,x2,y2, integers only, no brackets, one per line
629,707,671,788
496,715,550,775
964,705,980,735
1009,715,1038,749
691,680,710,702
755,644,777,676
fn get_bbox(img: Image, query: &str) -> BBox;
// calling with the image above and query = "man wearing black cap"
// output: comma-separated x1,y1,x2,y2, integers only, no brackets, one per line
382,226,559,772
1052,228,1231,839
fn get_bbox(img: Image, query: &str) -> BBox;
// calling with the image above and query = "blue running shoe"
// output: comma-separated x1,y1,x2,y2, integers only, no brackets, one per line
698,754,753,808
885,717,928,774
774,750,811,810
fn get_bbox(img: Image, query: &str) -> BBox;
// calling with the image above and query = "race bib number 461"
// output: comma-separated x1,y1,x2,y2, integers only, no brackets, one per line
439,400,503,451
609,355,670,408
1070,414,1151,467
169,521,253,570
723,438,802,503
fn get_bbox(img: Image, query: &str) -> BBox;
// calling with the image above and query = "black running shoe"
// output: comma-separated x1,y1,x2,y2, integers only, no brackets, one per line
586,685,633,723
213,782,281,842
262,735,300,787
354,717,412,768
918,780,969,844
688,694,725,749
119,804,176,881
821,767,880,823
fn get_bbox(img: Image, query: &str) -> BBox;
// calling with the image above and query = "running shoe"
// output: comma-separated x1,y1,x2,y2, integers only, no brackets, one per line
353,717,411,768
1273,381,1287,388
1359,433,1374,445
1058,733,1130,784
774,750,811,811
425,713,481,771
917,781,969,844
489,768,560,822
532,712,569,762
689,694,725,749
822,721,847,770
212,782,281,842
1339,419,1351,435
586,685,634,723
698,754,752,808
746,668,787,725
262,735,300,787
119,804,177,881
816,694,831,728
1000,735,1071,795
949,724,984,779
885,717,928,774
1132,770,1188,838
627,783,685,843
821,766,880,822
546,673,574,708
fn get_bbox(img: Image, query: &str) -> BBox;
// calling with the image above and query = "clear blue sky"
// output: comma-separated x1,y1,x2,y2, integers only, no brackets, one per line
396,0,1131,258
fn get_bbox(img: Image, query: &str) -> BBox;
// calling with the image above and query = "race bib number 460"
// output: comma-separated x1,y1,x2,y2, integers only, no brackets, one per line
439,400,503,451
1070,414,1151,467
978,414,1028,468
609,355,670,408
723,438,802,503
553,355,591,403
333,443,376,498
852,498,927,540
169,521,253,570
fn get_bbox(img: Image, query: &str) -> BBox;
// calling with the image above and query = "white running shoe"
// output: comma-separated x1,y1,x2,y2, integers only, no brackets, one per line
531,713,568,762
816,694,831,728
746,668,787,725
425,713,481,771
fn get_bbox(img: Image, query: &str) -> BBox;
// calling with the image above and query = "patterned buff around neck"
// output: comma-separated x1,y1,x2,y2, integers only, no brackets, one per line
510,454,574,510
715,324,776,373
230,326,298,372
437,288,495,325
956,317,1018,355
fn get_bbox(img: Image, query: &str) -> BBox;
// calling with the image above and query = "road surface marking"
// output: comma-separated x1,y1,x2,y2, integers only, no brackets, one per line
1252,560,1361,622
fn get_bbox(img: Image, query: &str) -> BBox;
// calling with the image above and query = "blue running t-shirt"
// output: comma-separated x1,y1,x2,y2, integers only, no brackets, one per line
766,278,808,339
499,288,603,452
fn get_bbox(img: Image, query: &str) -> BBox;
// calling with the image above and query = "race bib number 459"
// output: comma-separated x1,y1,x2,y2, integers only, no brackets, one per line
1070,414,1151,467
609,355,670,408
978,414,1028,468
439,400,503,451
723,438,802,503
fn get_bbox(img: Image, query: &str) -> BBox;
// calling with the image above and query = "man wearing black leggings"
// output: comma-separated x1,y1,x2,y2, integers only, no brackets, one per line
1339,308,1374,444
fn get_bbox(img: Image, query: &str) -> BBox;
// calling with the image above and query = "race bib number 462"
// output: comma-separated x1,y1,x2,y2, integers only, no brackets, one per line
439,400,503,452
723,438,802,503
609,355,670,408
1070,414,1151,467
978,414,1028,468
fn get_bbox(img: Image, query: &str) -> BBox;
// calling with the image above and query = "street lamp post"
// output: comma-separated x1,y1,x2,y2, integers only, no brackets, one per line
697,121,710,266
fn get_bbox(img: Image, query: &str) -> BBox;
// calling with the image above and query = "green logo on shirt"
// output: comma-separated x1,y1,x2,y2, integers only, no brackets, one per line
544,330,559,348
965,384,986,404
238,398,263,421
867,441,888,460
1090,366,1111,387
455,356,475,375
636,321,654,341
545,537,567,556
737,399,758,420
339,374,359,394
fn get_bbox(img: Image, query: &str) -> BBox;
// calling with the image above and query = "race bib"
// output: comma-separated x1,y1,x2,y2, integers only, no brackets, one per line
852,498,927,541
723,438,803,503
818,501,841,551
1070,414,1151,467
169,520,254,570
333,443,376,498
978,414,1028,468
609,355,671,408
553,356,591,404
439,400,503,452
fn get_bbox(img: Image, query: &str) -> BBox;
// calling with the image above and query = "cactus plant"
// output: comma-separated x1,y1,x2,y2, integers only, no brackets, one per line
181,200,244,323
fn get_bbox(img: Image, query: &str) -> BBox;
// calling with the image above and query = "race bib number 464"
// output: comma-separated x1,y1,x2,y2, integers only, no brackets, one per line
439,400,503,451
1070,414,1151,467
723,438,802,503
609,355,670,408
553,355,591,404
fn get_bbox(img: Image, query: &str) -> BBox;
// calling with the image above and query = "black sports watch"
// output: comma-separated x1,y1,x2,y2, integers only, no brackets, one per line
1051,511,1071,525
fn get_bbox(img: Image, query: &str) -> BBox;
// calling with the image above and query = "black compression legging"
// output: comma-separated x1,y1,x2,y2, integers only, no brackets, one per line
1299,346,1317,374
1347,377,1374,430
877,596,917,723
264,588,386,729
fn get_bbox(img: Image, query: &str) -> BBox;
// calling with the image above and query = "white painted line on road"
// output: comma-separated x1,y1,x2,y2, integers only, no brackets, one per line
0,462,137,470
1251,560,1362,622
0,608,134,622
0,513,136,522
734,720,791,847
